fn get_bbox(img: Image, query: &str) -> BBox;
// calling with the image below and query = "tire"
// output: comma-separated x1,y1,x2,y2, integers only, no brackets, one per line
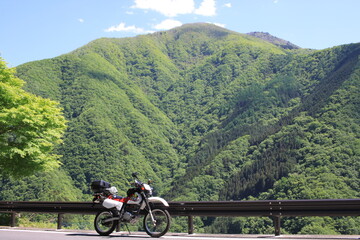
94,210,118,236
143,209,171,238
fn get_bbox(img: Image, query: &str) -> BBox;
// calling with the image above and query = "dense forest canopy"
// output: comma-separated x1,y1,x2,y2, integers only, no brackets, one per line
0,23,359,234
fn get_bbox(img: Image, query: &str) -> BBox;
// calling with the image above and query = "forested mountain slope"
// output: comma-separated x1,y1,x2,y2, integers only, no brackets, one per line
1,23,359,233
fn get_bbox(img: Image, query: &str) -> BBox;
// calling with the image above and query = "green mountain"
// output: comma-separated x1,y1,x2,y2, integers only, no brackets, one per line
1,23,359,234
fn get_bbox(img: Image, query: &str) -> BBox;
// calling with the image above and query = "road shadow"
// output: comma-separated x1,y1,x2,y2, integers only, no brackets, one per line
66,233,150,238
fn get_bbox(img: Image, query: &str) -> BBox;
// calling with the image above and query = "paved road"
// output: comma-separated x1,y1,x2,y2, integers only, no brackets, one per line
0,228,359,240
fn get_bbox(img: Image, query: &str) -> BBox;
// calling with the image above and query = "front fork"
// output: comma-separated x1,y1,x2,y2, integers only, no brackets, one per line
143,194,156,226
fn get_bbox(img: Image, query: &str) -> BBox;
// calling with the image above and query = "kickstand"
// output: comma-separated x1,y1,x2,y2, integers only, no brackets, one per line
125,224,131,235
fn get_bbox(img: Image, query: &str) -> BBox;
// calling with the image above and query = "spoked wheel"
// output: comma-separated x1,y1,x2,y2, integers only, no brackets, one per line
94,210,118,236
143,208,171,238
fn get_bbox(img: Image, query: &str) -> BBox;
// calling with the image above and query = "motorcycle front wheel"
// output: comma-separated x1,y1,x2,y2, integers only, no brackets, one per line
143,208,171,238
94,210,118,236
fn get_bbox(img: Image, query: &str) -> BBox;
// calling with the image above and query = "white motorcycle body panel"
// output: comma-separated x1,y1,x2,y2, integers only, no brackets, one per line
148,197,169,207
102,198,123,211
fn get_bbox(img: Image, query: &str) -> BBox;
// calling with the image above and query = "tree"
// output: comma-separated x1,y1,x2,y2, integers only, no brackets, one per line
0,59,66,177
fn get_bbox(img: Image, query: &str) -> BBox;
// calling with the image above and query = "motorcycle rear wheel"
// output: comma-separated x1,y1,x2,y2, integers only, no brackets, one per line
94,210,118,236
143,208,171,238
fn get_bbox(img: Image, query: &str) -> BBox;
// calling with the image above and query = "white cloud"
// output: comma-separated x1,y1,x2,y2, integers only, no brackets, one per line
194,0,216,16
78,18,84,23
132,0,217,17
104,22,152,34
224,3,232,8
132,0,195,17
153,19,182,30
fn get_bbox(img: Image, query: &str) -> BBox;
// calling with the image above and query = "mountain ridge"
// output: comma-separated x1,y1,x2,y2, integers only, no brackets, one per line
247,31,301,49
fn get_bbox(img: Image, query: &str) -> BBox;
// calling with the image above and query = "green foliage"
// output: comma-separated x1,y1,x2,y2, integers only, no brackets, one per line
0,169,82,201
0,59,66,178
205,217,274,234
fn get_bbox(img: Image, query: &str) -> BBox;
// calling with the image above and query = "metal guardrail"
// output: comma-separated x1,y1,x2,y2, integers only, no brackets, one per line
1,199,359,236
0,201,102,214
167,199,360,217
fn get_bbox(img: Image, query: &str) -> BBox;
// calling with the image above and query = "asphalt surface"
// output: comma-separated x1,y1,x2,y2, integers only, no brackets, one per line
1,228,360,240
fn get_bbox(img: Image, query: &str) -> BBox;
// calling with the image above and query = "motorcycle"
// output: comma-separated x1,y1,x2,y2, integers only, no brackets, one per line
91,172,171,237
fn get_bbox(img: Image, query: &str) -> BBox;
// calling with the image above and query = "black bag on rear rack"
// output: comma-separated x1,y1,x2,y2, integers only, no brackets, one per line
91,180,111,193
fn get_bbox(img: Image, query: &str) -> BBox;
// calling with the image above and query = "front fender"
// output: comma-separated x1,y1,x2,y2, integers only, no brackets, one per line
148,197,169,207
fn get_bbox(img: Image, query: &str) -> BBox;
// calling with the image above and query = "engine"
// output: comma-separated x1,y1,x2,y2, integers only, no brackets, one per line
122,211,139,224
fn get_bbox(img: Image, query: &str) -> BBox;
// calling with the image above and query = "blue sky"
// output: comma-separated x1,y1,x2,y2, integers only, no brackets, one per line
1,0,359,67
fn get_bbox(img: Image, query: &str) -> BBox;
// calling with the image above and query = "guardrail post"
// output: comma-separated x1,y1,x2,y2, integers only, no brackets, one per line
188,216,194,234
273,216,281,236
57,214,63,230
10,213,16,227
